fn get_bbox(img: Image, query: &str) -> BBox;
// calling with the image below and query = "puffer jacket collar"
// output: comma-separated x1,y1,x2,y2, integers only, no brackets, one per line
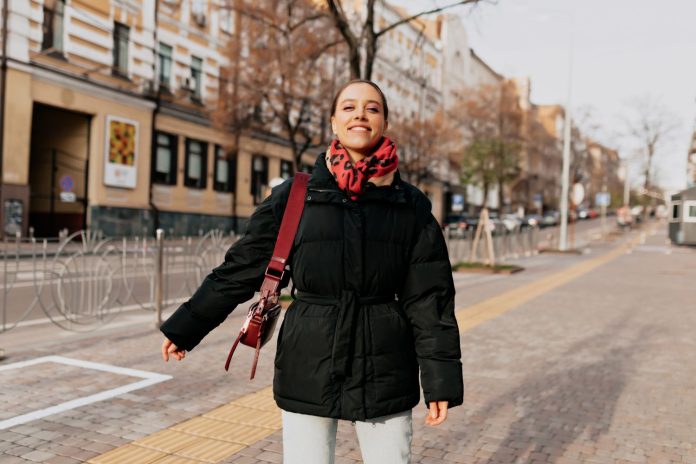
307,153,407,205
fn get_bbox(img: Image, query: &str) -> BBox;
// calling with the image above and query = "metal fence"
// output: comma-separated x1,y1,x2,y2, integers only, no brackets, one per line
0,223,611,333
0,229,237,333
444,226,541,264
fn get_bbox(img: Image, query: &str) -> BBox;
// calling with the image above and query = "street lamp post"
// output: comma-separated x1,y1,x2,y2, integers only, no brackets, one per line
558,12,574,252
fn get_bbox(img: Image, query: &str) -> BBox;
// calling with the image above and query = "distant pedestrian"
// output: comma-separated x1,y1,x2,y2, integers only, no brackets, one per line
160,80,463,464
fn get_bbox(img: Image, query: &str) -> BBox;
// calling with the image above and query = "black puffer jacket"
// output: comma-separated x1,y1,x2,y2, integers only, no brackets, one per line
161,153,463,421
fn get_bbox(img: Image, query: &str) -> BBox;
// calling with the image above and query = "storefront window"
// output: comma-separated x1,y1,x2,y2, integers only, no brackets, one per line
251,155,269,205
214,145,236,192
185,139,208,189
152,132,178,185
280,160,293,180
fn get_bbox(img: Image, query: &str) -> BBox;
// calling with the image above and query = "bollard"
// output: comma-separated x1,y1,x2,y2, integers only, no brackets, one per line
154,228,164,328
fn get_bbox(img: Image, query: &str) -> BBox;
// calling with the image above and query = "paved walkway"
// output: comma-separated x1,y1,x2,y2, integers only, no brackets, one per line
1,223,695,463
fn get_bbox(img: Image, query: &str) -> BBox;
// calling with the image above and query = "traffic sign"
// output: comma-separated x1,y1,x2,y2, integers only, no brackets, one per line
595,192,611,207
572,183,585,205
60,192,76,203
59,175,75,193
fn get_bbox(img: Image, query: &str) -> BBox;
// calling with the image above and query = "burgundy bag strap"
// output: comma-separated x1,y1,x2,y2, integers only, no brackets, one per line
259,172,310,297
225,173,310,374
224,331,244,371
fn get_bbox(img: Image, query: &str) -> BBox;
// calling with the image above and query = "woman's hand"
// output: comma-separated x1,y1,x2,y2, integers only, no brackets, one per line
161,338,186,362
425,401,449,426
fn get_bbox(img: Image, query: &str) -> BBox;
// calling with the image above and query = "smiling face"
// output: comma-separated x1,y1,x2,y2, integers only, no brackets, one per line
331,82,388,161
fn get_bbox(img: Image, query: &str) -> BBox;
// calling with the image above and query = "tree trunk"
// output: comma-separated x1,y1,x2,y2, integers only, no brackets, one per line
481,181,489,210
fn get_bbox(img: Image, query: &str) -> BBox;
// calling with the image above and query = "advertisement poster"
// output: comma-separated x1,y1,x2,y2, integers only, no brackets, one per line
104,115,138,188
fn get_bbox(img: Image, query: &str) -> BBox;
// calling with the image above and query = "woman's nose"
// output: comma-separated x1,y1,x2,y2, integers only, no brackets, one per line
353,109,367,120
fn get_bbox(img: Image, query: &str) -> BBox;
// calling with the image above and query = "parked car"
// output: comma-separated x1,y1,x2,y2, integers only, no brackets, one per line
501,214,522,232
443,213,475,237
542,210,560,227
522,214,543,228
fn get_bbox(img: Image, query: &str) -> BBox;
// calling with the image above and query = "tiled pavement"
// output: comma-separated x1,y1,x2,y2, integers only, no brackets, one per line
2,223,696,463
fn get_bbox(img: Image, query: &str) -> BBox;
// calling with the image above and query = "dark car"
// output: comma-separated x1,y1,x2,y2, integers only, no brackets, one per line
443,213,476,237
542,210,560,227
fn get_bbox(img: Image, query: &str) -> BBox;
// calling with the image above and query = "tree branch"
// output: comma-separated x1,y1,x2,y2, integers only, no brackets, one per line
376,0,484,38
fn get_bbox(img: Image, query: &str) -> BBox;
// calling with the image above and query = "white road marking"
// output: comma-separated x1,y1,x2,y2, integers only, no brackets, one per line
0,355,172,430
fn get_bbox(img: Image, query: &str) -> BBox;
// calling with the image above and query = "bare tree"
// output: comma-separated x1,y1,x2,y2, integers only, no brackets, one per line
623,96,679,194
325,0,485,79
388,110,460,185
455,82,522,211
216,0,343,169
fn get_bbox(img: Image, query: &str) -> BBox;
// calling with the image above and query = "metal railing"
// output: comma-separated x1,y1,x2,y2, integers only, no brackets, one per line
0,229,237,333
444,226,541,264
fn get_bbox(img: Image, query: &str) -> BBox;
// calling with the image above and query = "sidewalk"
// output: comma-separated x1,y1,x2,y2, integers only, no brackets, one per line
2,223,695,463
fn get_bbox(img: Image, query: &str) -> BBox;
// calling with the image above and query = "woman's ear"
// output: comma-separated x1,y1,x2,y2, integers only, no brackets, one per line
330,116,337,136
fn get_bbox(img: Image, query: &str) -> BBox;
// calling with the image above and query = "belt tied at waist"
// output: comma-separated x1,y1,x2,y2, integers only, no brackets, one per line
295,290,396,378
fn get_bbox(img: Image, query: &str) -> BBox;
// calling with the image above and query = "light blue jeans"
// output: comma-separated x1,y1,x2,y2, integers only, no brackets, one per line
281,409,413,464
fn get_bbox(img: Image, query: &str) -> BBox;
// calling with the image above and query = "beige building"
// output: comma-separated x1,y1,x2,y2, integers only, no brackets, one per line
586,141,623,208
0,0,296,237
688,125,696,188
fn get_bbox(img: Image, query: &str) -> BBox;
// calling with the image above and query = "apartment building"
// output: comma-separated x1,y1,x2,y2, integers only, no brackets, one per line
0,0,295,237
688,125,696,188
587,141,623,207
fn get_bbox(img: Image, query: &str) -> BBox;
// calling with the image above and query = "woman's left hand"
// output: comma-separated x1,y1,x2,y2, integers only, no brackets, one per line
425,401,449,426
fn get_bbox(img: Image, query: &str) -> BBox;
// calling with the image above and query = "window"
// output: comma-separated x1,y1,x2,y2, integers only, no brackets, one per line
191,0,206,16
690,205,696,218
191,56,203,100
113,22,130,76
152,132,178,185
220,8,234,34
214,145,236,192
158,43,173,88
672,203,681,220
185,139,208,189
42,0,65,53
251,155,269,205
280,160,293,180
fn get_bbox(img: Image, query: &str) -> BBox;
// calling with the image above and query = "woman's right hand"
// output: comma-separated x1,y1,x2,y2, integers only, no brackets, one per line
161,338,186,362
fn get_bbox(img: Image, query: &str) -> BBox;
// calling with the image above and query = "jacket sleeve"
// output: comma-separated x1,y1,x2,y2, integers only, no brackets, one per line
399,212,463,409
160,181,291,351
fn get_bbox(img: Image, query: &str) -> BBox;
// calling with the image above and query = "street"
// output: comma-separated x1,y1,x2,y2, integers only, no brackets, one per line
1,222,695,463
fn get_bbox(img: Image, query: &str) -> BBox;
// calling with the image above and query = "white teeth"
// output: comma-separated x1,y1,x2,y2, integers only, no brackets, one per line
349,127,369,131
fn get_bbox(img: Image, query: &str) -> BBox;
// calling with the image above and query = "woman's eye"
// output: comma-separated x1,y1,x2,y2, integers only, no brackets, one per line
367,107,379,113
343,105,354,111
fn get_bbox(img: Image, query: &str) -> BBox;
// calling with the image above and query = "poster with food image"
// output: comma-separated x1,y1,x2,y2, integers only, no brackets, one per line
104,115,138,188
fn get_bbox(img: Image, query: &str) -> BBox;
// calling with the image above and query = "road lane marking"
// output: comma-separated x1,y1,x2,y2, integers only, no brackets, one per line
88,233,641,463
0,356,172,430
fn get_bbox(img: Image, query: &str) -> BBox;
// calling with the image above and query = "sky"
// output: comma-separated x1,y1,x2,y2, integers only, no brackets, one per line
402,0,696,193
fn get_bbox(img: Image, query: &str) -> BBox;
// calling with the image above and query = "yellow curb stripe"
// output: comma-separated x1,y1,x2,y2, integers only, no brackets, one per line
455,234,641,332
87,387,276,464
90,233,641,463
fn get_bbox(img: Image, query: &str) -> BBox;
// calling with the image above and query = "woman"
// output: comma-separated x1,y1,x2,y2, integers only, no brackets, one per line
160,80,463,463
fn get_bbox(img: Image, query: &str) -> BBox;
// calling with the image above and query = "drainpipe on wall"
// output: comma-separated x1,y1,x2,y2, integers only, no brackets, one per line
0,0,9,239
147,0,161,236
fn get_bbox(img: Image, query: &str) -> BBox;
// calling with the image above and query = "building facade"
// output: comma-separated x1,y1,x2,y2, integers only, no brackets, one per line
0,0,297,237
688,125,696,188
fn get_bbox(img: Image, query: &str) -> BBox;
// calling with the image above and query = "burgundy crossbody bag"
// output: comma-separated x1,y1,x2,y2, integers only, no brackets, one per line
224,172,309,380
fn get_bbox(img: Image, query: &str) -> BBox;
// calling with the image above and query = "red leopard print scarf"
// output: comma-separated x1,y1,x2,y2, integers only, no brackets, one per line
327,137,399,200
